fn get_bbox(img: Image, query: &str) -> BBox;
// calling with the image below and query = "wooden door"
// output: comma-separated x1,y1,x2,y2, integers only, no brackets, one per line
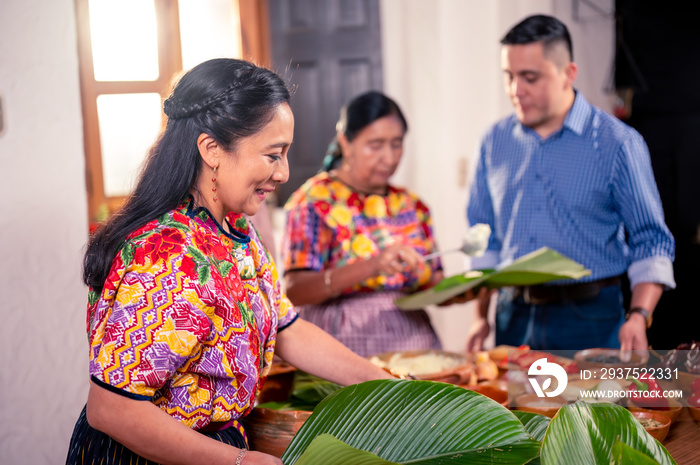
267,0,383,205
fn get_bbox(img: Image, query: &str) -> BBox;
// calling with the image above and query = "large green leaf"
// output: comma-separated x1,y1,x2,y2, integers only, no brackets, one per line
511,411,550,465
295,435,395,465
282,379,541,465
396,247,590,310
540,402,675,465
512,411,550,442
295,433,540,465
610,439,662,465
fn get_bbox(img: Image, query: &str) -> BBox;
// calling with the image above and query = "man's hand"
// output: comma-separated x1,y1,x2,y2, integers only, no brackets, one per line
465,317,490,353
619,312,648,351
437,288,479,307
461,287,496,353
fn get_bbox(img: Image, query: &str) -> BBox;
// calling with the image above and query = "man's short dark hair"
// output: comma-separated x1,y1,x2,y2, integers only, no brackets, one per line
501,14,573,61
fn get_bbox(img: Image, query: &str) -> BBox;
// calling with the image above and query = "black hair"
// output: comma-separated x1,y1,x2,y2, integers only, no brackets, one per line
321,90,408,172
83,58,291,291
501,14,573,62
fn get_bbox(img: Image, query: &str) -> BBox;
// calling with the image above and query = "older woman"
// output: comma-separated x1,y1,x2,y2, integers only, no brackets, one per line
66,59,391,465
282,91,445,358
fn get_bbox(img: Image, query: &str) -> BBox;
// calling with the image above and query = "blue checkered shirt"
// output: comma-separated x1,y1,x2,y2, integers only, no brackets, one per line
467,92,675,289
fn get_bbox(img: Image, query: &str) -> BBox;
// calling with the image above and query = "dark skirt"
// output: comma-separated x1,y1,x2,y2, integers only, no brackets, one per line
66,405,247,465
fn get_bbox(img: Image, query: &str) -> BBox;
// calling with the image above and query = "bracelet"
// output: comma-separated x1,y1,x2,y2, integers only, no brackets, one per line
235,448,247,465
626,307,653,329
324,269,334,297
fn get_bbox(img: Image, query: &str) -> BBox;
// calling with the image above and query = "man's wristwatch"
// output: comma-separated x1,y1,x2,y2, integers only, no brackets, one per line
626,307,653,329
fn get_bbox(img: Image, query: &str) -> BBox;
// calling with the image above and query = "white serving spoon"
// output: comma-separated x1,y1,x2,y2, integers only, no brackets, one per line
423,223,491,262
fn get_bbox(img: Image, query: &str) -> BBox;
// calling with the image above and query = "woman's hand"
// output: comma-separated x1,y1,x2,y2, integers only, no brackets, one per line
373,243,424,276
85,382,271,465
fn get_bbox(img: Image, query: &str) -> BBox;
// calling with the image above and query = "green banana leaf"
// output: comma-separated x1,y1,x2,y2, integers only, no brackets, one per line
396,247,591,311
610,439,662,465
540,402,675,465
295,433,537,465
294,434,449,465
512,410,550,442
509,411,551,465
282,379,541,465
281,380,677,465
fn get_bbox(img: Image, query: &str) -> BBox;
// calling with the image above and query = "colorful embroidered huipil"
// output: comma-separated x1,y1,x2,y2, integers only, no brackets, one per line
282,172,442,357
87,197,296,430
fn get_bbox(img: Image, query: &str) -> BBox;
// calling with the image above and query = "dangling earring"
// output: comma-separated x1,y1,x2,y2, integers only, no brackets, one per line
211,165,218,202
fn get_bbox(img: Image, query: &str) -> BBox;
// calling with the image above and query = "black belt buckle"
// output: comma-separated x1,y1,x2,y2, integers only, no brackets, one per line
520,275,620,305
521,286,563,305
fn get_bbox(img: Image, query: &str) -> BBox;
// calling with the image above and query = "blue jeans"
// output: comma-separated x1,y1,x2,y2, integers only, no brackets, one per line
495,284,625,351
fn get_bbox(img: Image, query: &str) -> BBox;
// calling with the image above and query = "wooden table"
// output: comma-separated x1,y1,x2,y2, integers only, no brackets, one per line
663,408,700,465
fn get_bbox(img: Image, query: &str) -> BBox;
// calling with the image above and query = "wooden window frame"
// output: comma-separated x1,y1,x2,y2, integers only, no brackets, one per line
74,0,270,224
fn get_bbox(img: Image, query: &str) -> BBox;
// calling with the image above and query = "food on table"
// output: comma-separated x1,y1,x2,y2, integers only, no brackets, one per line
580,380,624,404
636,417,666,429
627,373,669,409
688,377,700,408
691,377,700,392
654,340,700,373
522,399,564,408
369,352,462,377
511,349,579,374
488,344,518,364
487,344,578,373
586,354,624,364
474,351,499,381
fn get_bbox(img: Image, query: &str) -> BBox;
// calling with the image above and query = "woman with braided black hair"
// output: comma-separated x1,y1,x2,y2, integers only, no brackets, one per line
66,58,392,465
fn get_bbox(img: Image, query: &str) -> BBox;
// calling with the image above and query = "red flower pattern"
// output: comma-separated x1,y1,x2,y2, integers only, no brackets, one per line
346,192,363,210
180,255,196,278
313,200,331,215
192,228,214,255
144,228,185,264
224,271,247,303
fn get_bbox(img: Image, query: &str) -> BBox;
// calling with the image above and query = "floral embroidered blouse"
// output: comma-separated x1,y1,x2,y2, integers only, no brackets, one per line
282,172,442,293
87,196,297,430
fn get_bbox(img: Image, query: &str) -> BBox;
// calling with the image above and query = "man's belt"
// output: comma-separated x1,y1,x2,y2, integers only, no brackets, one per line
516,275,622,305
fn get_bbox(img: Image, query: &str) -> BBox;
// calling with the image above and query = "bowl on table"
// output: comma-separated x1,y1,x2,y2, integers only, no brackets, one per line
477,378,509,392
689,406,700,422
240,407,311,458
257,358,297,404
630,410,672,442
574,348,648,371
460,384,508,407
626,398,683,424
513,393,567,418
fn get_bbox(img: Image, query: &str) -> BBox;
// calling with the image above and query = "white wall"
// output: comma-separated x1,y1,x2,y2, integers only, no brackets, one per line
0,0,614,462
380,0,615,352
0,0,89,462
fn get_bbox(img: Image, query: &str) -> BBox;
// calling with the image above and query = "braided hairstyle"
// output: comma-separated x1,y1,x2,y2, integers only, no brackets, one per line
84,58,291,291
321,90,408,171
